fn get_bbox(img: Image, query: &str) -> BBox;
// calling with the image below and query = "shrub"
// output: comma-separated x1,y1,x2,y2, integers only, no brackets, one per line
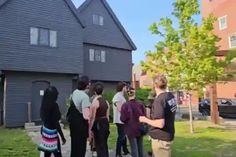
135,88,152,105
103,91,116,122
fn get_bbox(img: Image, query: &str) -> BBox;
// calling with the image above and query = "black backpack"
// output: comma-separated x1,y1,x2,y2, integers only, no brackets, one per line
66,99,80,123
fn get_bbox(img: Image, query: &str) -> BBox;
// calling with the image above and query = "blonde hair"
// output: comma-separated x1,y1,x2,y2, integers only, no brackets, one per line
154,74,167,90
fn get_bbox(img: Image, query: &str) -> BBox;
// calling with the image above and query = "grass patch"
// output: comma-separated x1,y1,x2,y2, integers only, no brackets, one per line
109,121,236,157
0,128,38,157
0,121,236,157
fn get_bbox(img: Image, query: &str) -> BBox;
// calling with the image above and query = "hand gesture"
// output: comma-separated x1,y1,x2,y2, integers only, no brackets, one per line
62,138,66,145
139,116,147,123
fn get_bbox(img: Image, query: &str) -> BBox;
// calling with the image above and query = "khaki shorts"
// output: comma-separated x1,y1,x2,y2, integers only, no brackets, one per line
152,139,172,157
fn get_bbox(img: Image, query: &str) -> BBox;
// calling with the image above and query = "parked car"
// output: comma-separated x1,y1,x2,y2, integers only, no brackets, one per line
199,99,236,118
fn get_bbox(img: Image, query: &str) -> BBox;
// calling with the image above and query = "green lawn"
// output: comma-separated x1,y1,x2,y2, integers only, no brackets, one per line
0,128,38,157
0,121,236,157
109,121,236,157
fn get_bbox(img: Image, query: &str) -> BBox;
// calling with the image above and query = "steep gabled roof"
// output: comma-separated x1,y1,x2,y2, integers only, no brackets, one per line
78,0,137,50
0,0,8,8
0,0,84,28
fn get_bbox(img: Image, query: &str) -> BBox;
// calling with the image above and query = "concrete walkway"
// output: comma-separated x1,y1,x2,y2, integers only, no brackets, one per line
27,129,120,157
222,118,236,130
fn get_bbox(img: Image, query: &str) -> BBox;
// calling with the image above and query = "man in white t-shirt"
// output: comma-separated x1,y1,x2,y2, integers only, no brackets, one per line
69,76,91,157
112,82,130,157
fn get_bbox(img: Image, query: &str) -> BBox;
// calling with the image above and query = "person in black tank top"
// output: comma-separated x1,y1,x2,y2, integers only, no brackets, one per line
90,83,110,157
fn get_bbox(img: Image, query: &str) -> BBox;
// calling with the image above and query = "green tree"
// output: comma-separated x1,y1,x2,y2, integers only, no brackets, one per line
141,0,236,133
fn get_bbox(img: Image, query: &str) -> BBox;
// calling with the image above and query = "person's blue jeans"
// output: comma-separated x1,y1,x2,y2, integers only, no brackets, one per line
129,136,144,157
115,123,129,156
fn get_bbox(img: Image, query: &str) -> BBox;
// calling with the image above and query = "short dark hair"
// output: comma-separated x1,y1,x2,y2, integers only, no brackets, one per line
77,75,90,90
116,82,126,92
94,82,104,95
127,87,135,97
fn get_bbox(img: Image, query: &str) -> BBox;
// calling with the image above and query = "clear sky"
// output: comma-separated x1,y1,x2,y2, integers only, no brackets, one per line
72,0,201,64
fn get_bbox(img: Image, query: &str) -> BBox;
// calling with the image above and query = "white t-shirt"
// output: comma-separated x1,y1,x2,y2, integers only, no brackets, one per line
72,89,91,113
112,92,126,124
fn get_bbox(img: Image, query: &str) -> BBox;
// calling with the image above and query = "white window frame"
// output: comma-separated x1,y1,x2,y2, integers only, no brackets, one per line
30,27,57,48
89,49,95,61
95,50,101,61
93,14,104,26
101,50,106,63
218,15,227,30
30,27,39,45
99,16,104,26
229,34,236,49
89,49,106,62
93,14,99,25
49,30,57,48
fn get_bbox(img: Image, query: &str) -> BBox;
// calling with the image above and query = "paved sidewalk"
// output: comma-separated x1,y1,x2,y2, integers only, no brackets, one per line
222,118,236,130
27,129,118,157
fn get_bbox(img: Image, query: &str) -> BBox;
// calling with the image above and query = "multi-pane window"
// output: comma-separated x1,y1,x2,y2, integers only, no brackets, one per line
89,49,106,63
30,27,57,47
218,16,227,30
93,14,104,26
229,35,236,48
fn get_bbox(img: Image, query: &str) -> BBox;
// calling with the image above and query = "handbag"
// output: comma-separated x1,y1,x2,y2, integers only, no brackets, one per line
66,99,80,123
38,126,58,153
139,123,149,136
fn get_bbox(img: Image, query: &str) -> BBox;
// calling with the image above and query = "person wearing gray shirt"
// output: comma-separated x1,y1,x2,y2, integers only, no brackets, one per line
68,76,91,157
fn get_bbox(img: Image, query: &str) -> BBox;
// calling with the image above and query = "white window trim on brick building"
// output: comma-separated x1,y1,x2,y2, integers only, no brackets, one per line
218,15,227,30
229,34,236,49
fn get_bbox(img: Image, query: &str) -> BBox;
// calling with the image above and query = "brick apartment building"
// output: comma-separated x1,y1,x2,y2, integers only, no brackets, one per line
202,0,236,99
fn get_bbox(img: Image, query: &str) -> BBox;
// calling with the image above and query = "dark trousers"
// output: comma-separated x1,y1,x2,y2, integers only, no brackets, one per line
115,123,129,156
129,136,144,157
93,118,110,157
69,117,88,157
44,137,62,157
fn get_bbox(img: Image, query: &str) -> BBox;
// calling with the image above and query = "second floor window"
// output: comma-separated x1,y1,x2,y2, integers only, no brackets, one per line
30,27,57,47
229,35,236,48
218,16,227,30
93,14,104,26
89,49,106,62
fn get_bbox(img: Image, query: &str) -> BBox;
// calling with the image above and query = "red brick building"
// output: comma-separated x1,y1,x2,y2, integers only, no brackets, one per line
202,0,236,99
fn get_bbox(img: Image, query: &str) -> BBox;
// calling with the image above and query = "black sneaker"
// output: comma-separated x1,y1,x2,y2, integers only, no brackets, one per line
123,151,130,156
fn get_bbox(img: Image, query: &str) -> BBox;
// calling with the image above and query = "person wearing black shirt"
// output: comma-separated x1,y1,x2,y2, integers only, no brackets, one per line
40,86,66,157
90,83,110,157
139,74,177,157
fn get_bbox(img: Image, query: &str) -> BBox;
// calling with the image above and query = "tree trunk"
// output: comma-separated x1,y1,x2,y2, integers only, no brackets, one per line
188,93,194,134
210,83,219,124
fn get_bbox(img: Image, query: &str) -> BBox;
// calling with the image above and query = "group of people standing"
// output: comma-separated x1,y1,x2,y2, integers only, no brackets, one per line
39,74,177,157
